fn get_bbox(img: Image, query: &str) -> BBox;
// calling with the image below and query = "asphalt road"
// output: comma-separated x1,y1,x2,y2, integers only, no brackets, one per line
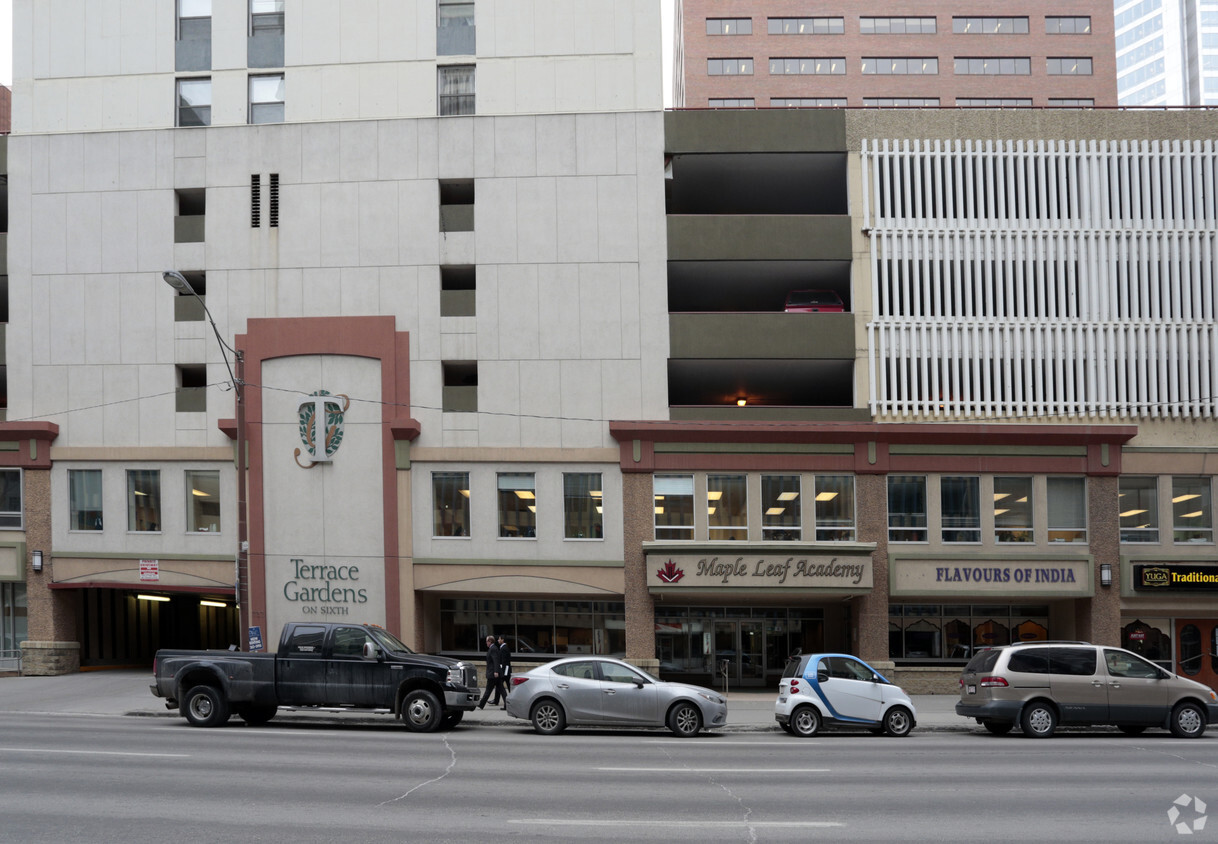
0,712,1213,843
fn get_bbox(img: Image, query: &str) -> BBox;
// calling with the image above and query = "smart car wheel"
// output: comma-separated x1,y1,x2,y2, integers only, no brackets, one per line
883,706,913,737
983,720,1014,736
667,702,702,737
531,699,567,735
790,705,821,737
1170,702,1206,739
1019,701,1057,738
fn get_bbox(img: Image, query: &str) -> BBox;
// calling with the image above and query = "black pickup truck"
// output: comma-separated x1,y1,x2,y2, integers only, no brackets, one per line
151,622,479,732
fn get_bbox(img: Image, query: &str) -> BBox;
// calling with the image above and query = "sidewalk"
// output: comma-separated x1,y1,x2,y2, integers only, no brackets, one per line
0,669,970,732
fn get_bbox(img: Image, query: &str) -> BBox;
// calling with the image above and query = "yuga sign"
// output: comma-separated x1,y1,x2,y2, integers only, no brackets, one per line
1134,564,1218,591
647,553,872,590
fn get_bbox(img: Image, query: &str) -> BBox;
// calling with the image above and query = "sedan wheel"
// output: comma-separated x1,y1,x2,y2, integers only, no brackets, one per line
883,706,913,737
531,699,566,735
790,705,821,738
1170,703,1206,739
667,702,702,737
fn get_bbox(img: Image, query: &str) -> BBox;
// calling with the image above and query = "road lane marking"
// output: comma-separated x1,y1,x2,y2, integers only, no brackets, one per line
510,820,844,829
644,740,822,746
0,747,190,758
597,767,828,773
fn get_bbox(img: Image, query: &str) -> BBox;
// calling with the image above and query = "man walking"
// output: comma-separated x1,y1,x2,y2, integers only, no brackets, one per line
494,634,512,708
477,634,504,710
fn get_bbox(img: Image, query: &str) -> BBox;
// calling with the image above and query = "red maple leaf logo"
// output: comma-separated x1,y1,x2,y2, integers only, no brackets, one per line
656,559,684,583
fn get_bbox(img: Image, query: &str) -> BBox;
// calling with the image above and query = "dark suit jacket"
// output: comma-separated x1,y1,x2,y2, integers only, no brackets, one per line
484,644,502,677
499,642,512,672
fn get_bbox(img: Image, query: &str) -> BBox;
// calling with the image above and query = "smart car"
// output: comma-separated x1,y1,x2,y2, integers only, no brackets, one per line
775,652,916,737
506,656,727,737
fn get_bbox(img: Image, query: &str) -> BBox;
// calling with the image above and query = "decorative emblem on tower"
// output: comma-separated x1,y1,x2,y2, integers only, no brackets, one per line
295,391,350,468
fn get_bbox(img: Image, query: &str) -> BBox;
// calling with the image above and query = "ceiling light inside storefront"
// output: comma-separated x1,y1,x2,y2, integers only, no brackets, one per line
459,489,470,497
1173,494,1200,503
994,508,1009,516
777,492,799,501
993,493,1009,501
191,488,211,497
1120,509,1148,518
590,490,602,498
815,492,838,501
655,506,664,514
766,507,785,515
1181,511,1203,518
514,490,535,500
707,491,723,501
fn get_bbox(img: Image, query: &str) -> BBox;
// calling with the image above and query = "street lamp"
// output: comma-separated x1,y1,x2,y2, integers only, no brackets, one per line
162,270,250,650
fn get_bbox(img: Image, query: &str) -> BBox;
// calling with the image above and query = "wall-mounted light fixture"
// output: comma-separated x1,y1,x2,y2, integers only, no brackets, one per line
31,551,43,572
1099,563,1113,587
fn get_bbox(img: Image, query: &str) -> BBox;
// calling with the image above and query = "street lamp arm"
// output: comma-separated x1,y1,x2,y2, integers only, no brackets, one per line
162,270,242,391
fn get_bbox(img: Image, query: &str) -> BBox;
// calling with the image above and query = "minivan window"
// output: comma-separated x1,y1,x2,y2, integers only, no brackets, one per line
1103,649,1160,679
1007,649,1050,674
964,648,1000,673
1048,647,1096,676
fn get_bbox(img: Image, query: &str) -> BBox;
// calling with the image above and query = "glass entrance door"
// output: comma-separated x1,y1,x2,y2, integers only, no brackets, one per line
714,620,766,687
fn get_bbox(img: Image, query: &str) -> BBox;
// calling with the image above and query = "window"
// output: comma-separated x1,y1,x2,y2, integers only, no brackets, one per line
563,473,603,540
69,469,103,531
772,98,847,107
954,57,1031,75
861,57,938,75
762,475,800,540
1120,476,1159,543
994,477,1033,542
1047,478,1087,542
708,474,747,540
433,472,470,537
177,78,212,126
707,18,752,35
441,360,477,411
707,58,754,75
174,188,205,245
1047,57,1093,75
177,0,211,72
863,97,940,107
438,64,475,115
941,477,980,543
251,0,284,31
171,271,206,321
498,473,535,538
1046,17,1091,34
286,625,326,654
654,475,694,540
1104,649,1160,679
0,470,20,529
768,18,843,35
957,98,1032,107
249,0,284,67
185,470,221,532
438,0,475,55
888,476,926,542
440,265,476,316
127,470,162,532
860,17,936,34
249,74,284,123
1172,477,1212,543
769,58,845,75
1047,98,1094,107
708,98,755,108
332,626,372,657
600,660,647,684
815,476,855,542
439,179,474,232
952,17,1029,34
176,364,207,412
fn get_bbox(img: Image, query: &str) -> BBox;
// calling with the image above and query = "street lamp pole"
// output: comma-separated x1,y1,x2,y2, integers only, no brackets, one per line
162,270,250,651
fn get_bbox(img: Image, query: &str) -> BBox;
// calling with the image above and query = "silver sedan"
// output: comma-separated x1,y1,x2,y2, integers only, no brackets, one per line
505,656,728,737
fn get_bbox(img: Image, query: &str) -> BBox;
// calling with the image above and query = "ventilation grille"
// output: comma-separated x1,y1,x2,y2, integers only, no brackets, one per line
269,173,279,227
251,174,261,228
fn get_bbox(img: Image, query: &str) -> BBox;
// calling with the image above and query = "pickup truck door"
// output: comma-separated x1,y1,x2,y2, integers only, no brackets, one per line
277,624,330,705
326,626,386,708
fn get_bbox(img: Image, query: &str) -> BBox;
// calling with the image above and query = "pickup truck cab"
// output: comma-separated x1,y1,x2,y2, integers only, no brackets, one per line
151,622,479,732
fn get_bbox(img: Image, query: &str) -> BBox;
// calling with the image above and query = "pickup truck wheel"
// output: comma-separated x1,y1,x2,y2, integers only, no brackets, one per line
237,705,278,726
401,689,442,733
441,711,464,730
182,685,229,728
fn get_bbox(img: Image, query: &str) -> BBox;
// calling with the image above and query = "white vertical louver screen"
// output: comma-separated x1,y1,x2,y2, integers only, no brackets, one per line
863,138,1218,420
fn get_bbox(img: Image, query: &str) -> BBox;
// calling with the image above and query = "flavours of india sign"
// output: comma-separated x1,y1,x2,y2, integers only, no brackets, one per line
646,553,872,590
890,558,1093,597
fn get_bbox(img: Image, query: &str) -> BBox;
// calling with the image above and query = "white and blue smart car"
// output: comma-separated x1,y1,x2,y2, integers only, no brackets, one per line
775,652,916,737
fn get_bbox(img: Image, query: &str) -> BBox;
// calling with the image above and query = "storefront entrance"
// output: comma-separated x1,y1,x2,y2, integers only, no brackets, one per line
714,620,765,686
1175,619,1218,691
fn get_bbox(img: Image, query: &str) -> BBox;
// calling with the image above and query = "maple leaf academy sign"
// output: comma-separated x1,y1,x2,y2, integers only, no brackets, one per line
646,552,873,591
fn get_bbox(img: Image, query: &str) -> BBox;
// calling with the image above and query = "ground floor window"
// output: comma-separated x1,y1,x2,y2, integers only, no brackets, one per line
0,582,27,658
888,604,1048,661
655,606,825,684
439,598,625,657
1122,617,1172,665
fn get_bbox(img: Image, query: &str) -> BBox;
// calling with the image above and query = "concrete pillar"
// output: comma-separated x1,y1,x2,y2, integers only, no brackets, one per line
623,472,657,671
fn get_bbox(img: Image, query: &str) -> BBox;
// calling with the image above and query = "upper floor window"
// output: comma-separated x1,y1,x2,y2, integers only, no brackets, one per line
952,17,1029,34
1047,98,1095,107
768,17,843,35
177,78,212,127
707,58,754,75
958,98,1032,107
941,477,980,543
1120,476,1159,543
864,97,940,107
1046,17,1091,34
708,98,756,108
1047,57,1093,75
438,0,475,55
0,470,21,529
251,0,284,31
655,475,694,540
815,475,855,542
249,0,285,68
127,470,162,533
249,74,285,124
186,470,221,533
1172,477,1213,544
860,17,936,34
708,474,747,540
433,471,470,537
1047,477,1087,543
69,469,102,531
888,475,927,542
707,18,752,35
954,57,1031,75
772,97,847,107
994,477,1033,543
762,475,800,540
498,473,535,538
862,57,938,75
563,473,603,540
438,65,475,115
770,58,845,75
177,0,212,72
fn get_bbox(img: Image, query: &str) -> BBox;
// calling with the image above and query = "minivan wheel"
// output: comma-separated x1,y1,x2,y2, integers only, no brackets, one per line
883,706,913,737
982,720,1014,736
790,705,821,737
1170,703,1206,739
1020,702,1057,738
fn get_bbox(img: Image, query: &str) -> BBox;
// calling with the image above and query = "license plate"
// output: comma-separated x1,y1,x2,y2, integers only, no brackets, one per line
967,684,976,695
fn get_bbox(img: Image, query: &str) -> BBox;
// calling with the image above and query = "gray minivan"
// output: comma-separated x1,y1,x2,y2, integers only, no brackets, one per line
956,641,1218,738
